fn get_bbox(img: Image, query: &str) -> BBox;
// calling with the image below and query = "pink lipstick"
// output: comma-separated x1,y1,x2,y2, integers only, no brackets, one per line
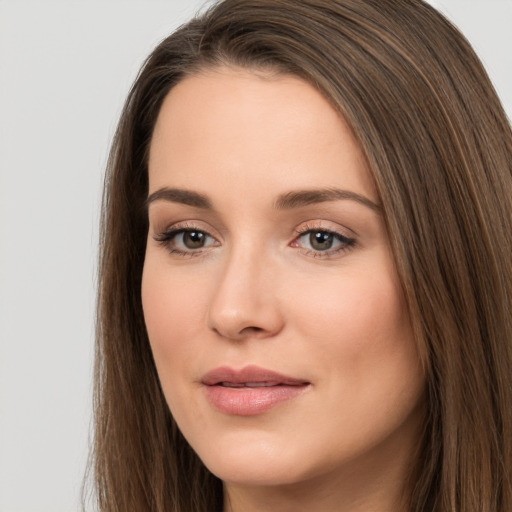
201,365,309,416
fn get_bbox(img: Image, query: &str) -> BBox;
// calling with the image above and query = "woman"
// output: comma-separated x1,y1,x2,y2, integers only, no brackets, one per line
90,0,512,511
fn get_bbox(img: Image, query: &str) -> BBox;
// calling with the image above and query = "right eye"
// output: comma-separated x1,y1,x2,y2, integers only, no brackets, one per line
154,227,219,255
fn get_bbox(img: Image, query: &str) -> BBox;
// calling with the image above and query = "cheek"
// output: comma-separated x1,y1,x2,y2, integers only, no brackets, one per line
293,267,409,347
289,260,419,399
141,260,206,379
141,260,214,424
286,261,424,452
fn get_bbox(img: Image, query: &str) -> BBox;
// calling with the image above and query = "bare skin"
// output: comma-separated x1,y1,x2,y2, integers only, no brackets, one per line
142,66,426,512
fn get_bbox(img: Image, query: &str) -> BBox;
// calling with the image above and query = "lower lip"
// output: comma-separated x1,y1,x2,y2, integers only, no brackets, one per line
204,384,308,416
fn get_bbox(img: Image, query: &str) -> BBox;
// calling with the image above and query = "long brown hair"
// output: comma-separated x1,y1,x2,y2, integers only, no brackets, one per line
88,1,512,510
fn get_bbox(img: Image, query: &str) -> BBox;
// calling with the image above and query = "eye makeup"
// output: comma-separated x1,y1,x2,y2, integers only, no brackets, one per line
153,220,356,260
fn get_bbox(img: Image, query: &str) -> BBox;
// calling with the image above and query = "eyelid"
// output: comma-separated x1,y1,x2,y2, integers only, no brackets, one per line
151,219,356,259
152,219,220,240
290,221,356,258
292,220,355,240
152,221,220,257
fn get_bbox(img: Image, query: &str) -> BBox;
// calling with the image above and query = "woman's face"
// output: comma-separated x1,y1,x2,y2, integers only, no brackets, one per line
142,67,425,493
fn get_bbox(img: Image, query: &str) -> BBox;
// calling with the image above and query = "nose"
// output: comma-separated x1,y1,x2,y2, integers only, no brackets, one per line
206,248,284,341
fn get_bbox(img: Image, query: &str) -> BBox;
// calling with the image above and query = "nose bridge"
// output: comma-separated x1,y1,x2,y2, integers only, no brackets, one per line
207,239,282,339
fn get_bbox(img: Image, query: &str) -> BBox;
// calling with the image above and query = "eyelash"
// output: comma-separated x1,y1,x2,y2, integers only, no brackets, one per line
292,224,356,258
153,223,217,258
153,222,356,259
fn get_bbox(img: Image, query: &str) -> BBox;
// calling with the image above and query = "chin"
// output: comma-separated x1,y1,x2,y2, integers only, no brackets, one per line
207,459,308,487
192,430,312,486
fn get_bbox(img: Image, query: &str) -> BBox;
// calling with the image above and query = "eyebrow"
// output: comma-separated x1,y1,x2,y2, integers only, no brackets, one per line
146,188,213,209
274,188,381,212
146,186,381,212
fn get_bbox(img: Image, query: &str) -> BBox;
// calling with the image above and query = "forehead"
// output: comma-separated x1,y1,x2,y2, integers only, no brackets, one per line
148,66,377,203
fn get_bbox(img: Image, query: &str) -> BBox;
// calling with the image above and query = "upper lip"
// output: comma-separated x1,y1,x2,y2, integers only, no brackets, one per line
201,365,309,386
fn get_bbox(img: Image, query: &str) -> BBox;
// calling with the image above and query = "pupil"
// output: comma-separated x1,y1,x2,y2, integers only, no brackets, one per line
310,231,333,250
183,231,205,249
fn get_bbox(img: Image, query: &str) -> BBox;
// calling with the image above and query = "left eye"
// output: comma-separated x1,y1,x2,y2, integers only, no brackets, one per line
297,230,353,252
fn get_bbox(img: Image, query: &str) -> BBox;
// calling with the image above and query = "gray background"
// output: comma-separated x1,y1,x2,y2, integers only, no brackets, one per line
0,1,510,511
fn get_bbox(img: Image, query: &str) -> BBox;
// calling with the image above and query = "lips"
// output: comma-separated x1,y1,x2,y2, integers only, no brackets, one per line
201,365,310,416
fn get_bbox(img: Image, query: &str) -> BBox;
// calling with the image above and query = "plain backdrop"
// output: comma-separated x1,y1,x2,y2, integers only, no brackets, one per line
0,1,510,511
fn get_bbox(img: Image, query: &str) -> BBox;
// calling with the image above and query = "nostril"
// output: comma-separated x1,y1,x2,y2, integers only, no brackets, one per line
243,326,264,335
212,324,269,340
238,325,277,339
